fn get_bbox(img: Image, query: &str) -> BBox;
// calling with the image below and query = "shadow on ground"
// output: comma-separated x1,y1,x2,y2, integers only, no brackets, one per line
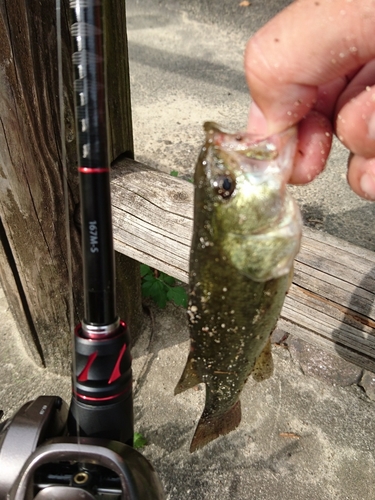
300,203,375,251
331,266,375,367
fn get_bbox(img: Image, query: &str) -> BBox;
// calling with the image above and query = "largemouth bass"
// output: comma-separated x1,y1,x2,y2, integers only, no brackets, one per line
175,122,302,452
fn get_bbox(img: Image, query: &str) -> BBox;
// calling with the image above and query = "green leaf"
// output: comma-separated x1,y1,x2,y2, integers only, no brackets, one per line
141,264,187,309
170,170,179,177
142,279,162,297
140,264,152,278
167,286,188,307
134,432,147,449
149,280,168,308
159,272,175,286
142,273,155,282
141,280,154,297
153,288,168,308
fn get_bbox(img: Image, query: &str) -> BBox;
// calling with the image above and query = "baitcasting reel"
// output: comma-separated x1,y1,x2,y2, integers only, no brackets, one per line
0,396,164,499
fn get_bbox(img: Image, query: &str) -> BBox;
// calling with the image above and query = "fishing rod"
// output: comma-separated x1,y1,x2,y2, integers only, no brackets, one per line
0,1,164,498
67,0,133,445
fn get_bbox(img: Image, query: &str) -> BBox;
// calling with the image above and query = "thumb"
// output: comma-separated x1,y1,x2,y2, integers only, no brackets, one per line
245,0,375,134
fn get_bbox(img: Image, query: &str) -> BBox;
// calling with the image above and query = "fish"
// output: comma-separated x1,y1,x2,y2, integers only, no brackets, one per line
175,122,302,452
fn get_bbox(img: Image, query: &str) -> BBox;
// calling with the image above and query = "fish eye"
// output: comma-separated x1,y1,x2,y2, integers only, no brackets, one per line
212,174,236,199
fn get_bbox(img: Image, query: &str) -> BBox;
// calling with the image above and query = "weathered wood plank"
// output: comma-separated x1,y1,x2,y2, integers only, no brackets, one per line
111,157,375,372
111,160,192,281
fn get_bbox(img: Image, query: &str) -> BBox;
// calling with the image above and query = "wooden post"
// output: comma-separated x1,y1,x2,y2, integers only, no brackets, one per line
0,1,141,374
104,0,143,344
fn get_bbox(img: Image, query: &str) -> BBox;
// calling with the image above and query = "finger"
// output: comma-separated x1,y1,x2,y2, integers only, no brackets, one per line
335,60,375,111
347,153,375,200
247,77,346,135
245,0,375,134
288,111,332,185
336,86,375,158
335,63,375,158
314,77,348,120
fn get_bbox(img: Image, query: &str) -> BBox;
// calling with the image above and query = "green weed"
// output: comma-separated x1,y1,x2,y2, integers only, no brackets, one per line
141,264,187,309
170,170,193,183
134,432,147,449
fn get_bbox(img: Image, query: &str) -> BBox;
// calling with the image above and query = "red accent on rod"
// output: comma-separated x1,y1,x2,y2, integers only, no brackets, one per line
108,344,127,384
78,167,110,173
74,382,131,402
77,351,98,382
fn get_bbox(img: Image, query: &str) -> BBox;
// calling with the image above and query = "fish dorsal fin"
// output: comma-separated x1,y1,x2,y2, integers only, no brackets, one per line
252,338,274,382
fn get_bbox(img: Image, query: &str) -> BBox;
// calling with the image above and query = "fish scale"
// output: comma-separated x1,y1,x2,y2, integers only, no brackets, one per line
175,122,302,453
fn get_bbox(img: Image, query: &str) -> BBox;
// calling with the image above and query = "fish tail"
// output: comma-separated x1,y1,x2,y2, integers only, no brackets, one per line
174,354,201,395
190,400,241,453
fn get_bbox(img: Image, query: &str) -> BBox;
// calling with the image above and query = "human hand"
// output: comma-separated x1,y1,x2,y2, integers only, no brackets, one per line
245,0,375,199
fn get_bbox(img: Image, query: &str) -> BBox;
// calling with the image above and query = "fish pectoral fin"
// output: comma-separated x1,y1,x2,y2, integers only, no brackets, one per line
174,354,201,395
190,400,241,453
252,338,274,382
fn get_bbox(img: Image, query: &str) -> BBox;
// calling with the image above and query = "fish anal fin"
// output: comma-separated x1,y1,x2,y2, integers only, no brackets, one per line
252,337,274,382
174,354,201,395
190,400,241,453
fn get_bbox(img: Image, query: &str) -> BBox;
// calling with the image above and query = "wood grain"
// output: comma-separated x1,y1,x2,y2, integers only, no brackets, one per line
0,1,78,373
111,157,375,372
111,159,193,282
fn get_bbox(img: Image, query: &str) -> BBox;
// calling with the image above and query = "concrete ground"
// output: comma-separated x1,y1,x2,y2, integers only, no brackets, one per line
1,290,375,499
1,0,375,498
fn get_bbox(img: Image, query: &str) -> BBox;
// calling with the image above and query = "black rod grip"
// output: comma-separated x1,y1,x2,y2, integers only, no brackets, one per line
68,322,134,445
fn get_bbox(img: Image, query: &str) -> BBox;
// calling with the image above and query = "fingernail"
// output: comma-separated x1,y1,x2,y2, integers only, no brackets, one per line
247,101,269,135
360,170,375,200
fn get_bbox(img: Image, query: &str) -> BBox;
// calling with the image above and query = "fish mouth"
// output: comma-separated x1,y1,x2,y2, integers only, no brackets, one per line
204,121,296,150
204,122,297,180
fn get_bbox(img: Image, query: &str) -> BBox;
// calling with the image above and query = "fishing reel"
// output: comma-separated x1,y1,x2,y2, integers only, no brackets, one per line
0,396,164,499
